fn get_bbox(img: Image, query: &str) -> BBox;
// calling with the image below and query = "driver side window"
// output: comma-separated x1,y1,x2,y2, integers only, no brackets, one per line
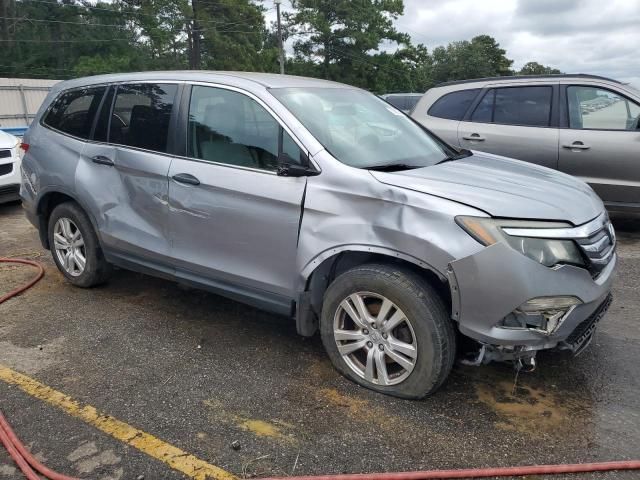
567,86,640,130
188,86,302,171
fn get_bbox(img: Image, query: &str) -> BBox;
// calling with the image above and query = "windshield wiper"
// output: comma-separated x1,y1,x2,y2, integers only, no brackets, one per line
436,148,472,165
363,163,422,172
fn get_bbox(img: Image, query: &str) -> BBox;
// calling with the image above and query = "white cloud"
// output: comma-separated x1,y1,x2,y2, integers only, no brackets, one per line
397,0,640,87
262,0,640,88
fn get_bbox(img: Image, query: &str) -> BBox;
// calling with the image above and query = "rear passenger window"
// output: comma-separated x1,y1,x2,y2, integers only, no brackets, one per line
470,86,553,127
493,86,552,127
109,83,177,153
470,90,494,123
93,87,115,142
187,85,302,171
428,89,480,120
43,87,106,139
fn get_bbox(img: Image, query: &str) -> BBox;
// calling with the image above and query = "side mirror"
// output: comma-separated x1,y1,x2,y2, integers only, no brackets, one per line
276,153,320,177
277,162,320,177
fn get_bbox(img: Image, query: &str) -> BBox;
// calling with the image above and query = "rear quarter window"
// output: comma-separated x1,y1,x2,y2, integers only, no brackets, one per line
43,86,106,139
427,89,481,120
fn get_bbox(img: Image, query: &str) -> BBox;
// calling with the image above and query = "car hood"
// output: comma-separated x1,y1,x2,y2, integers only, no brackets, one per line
0,130,18,149
370,151,603,225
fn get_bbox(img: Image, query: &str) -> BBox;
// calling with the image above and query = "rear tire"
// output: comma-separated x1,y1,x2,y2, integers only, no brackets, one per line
320,263,456,399
48,202,111,287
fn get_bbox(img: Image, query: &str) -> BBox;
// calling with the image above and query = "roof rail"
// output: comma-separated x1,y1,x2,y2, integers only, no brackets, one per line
435,74,622,87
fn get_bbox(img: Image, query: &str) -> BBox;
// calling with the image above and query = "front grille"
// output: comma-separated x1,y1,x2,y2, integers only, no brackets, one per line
0,162,13,176
576,220,615,276
0,184,19,196
0,149,11,159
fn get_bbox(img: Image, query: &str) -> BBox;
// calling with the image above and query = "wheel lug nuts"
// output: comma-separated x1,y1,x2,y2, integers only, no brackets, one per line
378,344,384,351
363,329,369,335
382,333,388,339
366,341,373,348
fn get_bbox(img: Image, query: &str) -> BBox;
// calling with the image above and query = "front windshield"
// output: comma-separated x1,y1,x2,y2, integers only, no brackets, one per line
270,87,451,169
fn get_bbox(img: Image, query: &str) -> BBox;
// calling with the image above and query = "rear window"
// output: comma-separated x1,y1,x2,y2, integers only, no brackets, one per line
109,83,177,153
43,87,106,139
428,89,480,120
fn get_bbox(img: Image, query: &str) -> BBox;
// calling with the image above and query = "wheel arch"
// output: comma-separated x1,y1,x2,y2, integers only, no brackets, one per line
36,188,101,250
295,247,451,337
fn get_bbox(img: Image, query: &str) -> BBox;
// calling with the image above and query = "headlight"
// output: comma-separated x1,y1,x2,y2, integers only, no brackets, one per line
456,216,585,267
12,139,23,160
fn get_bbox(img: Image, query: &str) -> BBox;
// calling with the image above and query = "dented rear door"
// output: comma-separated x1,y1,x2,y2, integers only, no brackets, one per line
77,82,178,264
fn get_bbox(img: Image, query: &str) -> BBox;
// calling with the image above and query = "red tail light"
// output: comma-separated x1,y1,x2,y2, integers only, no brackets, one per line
20,143,29,153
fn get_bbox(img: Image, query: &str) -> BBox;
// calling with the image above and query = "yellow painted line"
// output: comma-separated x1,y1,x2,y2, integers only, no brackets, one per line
0,365,237,480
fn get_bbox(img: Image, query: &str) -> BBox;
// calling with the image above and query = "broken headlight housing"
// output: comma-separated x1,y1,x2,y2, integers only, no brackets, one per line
501,296,582,333
456,216,585,268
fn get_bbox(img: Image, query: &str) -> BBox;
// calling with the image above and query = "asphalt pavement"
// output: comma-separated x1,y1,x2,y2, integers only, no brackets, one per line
1,201,639,479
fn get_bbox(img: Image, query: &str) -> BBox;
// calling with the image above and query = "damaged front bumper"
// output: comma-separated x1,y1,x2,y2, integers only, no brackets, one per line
447,241,616,358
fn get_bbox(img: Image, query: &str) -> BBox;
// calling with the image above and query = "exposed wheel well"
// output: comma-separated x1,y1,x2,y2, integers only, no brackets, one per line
36,192,77,249
296,251,452,337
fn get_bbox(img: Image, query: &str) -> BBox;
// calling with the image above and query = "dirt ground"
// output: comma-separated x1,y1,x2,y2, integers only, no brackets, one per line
1,200,639,479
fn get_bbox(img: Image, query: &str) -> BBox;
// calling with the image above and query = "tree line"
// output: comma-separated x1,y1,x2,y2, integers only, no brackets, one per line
0,0,561,93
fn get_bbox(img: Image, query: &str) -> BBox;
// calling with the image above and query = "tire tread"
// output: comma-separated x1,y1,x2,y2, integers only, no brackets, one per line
320,263,456,398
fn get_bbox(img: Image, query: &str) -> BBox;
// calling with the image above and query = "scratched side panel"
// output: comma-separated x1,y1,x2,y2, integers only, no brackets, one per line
76,145,172,262
22,123,84,199
296,151,486,290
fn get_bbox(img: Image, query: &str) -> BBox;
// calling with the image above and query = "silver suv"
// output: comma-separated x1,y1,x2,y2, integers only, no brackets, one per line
21,72,616,398
411,74,640,213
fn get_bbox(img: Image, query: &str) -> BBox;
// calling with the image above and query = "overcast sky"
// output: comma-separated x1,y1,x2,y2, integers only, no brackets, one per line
266,0,639,88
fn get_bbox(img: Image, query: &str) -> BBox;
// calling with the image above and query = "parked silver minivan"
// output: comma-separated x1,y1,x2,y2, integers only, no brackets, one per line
21,72,616,398
411,74,640,213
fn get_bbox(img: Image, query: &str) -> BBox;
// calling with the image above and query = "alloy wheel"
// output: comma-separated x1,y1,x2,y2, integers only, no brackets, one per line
333,292,418,386
53,217,86,277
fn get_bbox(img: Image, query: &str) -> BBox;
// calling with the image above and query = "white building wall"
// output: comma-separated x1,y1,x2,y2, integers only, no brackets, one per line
0,77,60,129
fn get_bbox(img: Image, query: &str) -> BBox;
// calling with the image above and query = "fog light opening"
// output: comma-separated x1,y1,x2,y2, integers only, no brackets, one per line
500,296,582,334
519,296,582,312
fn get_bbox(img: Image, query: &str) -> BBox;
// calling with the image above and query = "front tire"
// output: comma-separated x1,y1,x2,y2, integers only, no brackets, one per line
48,202,111,287
320,264,456,399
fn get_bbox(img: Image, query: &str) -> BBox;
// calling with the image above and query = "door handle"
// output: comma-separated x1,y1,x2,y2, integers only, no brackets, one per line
172,173,200,186
91,155,114,166
462,133,486,141
562,141,591,151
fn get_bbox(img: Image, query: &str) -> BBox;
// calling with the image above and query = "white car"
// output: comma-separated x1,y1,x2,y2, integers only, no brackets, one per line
0,130,21,204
